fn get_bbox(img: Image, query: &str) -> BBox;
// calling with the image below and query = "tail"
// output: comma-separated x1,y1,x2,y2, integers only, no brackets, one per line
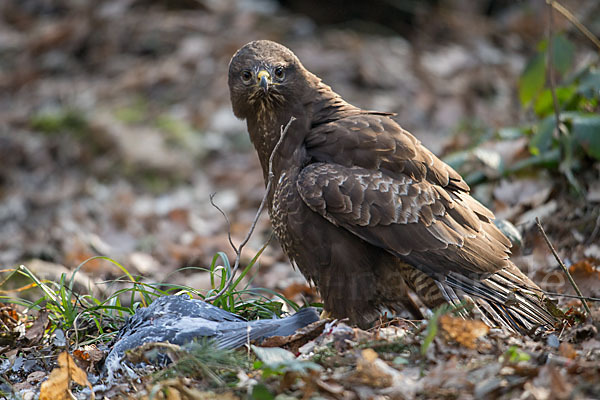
217,307,320,348
439,263,557,333
265,307,320,337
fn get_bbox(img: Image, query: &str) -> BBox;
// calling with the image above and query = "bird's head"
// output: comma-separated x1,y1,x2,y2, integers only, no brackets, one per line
228,40,310,120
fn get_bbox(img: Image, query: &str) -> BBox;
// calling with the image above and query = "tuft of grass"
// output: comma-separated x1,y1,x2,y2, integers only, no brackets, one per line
152,339,247,386
205,245,301,319
1,246,302,349
1,258,160,345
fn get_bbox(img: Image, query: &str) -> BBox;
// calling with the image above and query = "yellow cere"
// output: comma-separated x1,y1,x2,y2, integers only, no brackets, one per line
257,70,270,81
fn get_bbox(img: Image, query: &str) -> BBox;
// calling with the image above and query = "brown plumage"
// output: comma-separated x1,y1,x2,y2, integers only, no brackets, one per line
228,40,556,332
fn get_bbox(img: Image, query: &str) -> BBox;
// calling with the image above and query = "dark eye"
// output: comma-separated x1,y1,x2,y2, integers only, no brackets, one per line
274,66,285,79
241,70,252,84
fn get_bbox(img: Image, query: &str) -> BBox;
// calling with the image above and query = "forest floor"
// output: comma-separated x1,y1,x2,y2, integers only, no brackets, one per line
1,0,600,399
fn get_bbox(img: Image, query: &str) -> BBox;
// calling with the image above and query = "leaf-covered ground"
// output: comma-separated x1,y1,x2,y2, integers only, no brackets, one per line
1,0,600,399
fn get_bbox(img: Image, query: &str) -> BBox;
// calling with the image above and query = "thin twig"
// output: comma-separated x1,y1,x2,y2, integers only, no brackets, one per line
533,290,600,302
209,193,236,252
546,0,600,51
535,217,592,319
500,274,600,302
205,116,296,302
546,5,562,138
546,1,583,194
586,213,600,245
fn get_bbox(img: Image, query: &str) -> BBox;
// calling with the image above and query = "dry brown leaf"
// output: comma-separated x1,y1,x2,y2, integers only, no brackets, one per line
25,309,48,344
316,379,345,395
569,259,600,297
558,342,577,360
39,351,94,400
439,315,489,349
493,178,553,208
0,305,20,329
165,386,182,400
26,371,47,385
529,364,573,400
145,379,239,400
352,348,394,387
280,282,318,300
73,344,105,371
260,318,328,353
569,259,600,276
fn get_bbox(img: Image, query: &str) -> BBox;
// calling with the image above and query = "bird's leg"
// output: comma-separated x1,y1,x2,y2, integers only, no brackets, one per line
400,293,425,320
320,309,332,320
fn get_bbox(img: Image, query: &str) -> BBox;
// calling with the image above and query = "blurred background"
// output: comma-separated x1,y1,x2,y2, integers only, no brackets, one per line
1,0,599,302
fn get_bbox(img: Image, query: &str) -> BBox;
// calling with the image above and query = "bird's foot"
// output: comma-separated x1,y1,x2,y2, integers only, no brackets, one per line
320,309,332,320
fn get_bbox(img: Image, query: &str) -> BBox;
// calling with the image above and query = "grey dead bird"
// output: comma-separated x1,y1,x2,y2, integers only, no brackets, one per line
103,295,319,380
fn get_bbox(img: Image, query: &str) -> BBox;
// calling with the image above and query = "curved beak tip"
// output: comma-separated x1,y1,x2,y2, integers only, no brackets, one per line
259,75,269,92
257,70,270,93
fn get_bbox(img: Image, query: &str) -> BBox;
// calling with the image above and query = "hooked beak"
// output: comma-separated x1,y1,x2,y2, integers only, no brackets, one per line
257,70,271,93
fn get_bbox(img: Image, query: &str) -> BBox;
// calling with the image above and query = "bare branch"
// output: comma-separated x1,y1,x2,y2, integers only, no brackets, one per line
205,116,296,302
546,0,600,51
537,291,600,302
492,275,600,302
535,217,592,319
209,193,236,251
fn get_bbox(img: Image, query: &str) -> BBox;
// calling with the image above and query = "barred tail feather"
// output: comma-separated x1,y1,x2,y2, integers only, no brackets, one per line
440,263,556,333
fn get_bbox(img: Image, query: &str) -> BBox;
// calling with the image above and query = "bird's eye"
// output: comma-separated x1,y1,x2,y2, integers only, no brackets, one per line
241,70,252,84
274,66,285,80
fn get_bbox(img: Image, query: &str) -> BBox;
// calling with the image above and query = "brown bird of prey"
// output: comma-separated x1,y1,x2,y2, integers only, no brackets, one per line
228,40,555,332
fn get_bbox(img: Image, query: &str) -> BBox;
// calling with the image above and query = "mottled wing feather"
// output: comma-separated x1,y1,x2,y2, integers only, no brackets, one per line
299,113,512,277
297,163,506,276
306,114,471,194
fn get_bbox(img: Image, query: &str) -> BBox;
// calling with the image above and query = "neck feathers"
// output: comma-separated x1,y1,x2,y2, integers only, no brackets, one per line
246,72,361,181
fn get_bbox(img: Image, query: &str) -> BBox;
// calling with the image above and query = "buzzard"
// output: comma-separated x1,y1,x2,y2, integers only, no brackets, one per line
228,40,555,332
